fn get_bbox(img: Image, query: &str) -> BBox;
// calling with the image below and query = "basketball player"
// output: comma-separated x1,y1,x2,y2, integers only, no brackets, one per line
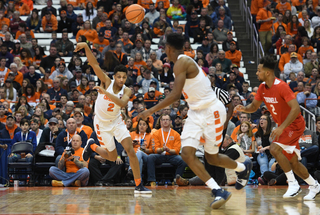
74,43,151,194
235,55,320,200
137,33,252,209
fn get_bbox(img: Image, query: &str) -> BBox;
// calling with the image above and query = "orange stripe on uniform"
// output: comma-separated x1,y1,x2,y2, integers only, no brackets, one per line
97,130,101,135
216,142,222,147
216,134,222,141
97,136,103,141
215,119,221,125
215,126,223,133
99,141,105,146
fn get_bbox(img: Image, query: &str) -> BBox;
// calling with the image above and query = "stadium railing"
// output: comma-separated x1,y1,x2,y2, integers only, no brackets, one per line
300,105,316,132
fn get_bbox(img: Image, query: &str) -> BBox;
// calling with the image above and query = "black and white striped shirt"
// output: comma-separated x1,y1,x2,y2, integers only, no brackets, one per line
213,87,231,106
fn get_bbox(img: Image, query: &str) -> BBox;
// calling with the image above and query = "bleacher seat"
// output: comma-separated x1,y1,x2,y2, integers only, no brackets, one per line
151,44,158,50
34,33,73,38
239,68,246,74
38,39,76,46
152,38,160,44
191,44,201,50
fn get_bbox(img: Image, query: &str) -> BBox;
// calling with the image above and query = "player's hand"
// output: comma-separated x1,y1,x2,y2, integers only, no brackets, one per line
74,42,88,52
137,109,152,121
116,157,123,165
270,126,284,141
234,105,246,113
93,86,107,95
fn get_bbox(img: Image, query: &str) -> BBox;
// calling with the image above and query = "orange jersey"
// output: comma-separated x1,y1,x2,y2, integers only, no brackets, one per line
92,38,110,52
184,49,195,59
130,132,153,153
67,0,81,7
255,77,303,125
41,15,58,32
43,78,53,89
155,0,170,9
15,30,35,40
275,2,291,15
297,45,314,57
79,125,93,139
76,29,98,43
4,71,23,86
0,17,10,31
273,22,287,33
20,57,33,67
151,128,181,155
231,125,258,142
60,147,87,173
15,2,30,15
137,0,153,9
96,21,106,30
22,92,40,104
287,22,302,36
77,85,89,95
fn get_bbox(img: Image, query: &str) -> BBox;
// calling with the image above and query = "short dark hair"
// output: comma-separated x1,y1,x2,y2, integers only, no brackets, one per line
259,55,276,71
114,64,127,75
20,118,30,126
166,33,184,50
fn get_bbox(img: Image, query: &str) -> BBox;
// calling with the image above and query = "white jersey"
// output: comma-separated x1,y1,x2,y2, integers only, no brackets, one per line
0,67,8,82
95,80,125,121
177,54,217,110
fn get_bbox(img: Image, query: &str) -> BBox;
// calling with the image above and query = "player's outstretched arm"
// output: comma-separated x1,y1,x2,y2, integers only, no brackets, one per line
74,43,111,86
234,99,262,113
137,63,188,120
94,86,131,107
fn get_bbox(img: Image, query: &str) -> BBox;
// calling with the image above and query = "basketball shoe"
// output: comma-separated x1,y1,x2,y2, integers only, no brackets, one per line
283,181,301,198
82,138,95,161
304,182,320,200
175,174,189,186
210,188,232,209
235,157,253,190
134,183,152,194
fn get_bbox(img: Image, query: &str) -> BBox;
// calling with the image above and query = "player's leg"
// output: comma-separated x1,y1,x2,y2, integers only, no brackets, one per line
269,142,301,198
181,141,231,209
289,153,320,200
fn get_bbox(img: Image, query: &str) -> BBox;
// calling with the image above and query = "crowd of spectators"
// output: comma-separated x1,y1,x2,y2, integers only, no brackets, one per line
0,0,320,187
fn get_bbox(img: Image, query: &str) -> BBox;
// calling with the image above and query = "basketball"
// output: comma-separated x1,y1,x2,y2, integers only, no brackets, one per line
125,4,145,24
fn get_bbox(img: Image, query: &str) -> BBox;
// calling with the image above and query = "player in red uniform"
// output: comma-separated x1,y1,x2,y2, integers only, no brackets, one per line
235,56,320,200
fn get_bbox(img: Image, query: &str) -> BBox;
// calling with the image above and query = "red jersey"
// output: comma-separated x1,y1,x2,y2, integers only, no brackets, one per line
255,78,303,126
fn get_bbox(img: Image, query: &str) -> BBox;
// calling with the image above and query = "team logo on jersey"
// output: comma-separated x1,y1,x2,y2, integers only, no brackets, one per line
169,136,174,141
288,131,294,138
264,97,278,104
103,95,112,101
119,94,123,99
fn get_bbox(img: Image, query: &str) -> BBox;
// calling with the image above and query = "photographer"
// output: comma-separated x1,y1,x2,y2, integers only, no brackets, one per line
49,134,90,187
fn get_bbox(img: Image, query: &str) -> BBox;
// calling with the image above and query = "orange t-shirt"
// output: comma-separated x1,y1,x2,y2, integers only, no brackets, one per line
77,85,89,95
297,45,314,57
231,125,258,142
0,115,7,124
130,132,153,153
20,57,33,67
225,50,242,67
22,92,40,104
4,71,23,86
134,60,147,69
92,38,110,52
76,29,98,43
287,22,302,36
41,15,58,32
0,17,10,31
79,125,93,139
137,0,153,9
15,30,35,39
256,8,273,32
60,147,87,173
96,21,106,31
275,2,291,15
152,128,181,155
184,49,195,59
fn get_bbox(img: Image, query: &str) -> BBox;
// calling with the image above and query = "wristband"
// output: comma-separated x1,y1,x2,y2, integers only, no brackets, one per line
117,156,121,159
161,148,164,152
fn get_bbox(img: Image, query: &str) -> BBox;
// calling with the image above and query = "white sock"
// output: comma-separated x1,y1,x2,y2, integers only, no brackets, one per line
285,170,297,183
234,162,245,172
205,178,220,190
304,175,316,186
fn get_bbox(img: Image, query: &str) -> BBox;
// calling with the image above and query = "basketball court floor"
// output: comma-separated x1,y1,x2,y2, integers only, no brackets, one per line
0,185,319,214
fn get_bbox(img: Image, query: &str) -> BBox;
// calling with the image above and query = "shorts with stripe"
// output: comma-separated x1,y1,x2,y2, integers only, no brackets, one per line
94,116,131,151
181,100,226,154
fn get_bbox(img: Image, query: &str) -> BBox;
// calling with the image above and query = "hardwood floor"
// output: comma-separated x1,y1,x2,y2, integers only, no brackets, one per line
0,185,319,214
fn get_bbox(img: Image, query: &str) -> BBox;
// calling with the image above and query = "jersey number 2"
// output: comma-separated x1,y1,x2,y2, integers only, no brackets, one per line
269,104,277,115
107,103,114,112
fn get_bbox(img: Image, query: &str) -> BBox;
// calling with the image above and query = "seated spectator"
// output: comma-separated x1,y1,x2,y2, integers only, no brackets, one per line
196,37,211,56
237,121,255,156
279,35,292,56
71,14,84,37
88,132,125,186
99,19,117,40
166,0,186,20
73,111,92,139
5,63,23,87
213,20,228,44
298,127,319,168
288,15,302,37
225,41,242,67
279,44,303,73
82,2,97,21
222,31,239,52
303,50,312,65
42,11,58,33
139,69,159,94
307,68,319,87
49,134,90,187
19,34,32,50
274,13,288,33
297,83,317,110
20,48,33,67
0,57,9,83
56,31,75,57
76,21,97,43
146,114,187,186
10,11,24,37
212,50,232,73
283,52,304,79
215,6,232,30
298,37,314,57
50,62,74,80
57,10,74,33
8,119,37,169
15,23,34,40
305,56,319,79
145,3,160,25
231,112,258,142
0,45,14,68
0,10,10,32
15,0,31,16
185,11,199,39
193,18,209,44
304,20,314,38
47,78,68,101
40,0,57,18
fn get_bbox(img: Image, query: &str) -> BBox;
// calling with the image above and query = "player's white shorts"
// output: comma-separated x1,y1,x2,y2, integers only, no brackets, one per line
94,116,130,151
181,100,226,154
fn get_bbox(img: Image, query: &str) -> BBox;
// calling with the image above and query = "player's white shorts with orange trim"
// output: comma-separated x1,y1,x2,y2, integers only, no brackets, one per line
181,100,226,154
94,116,130,151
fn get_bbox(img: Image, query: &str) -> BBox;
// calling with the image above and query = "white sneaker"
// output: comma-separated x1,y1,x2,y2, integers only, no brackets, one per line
283,182,301,198
304,183,320,201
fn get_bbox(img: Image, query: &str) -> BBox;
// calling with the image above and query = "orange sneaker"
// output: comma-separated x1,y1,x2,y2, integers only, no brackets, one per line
52,180,64,187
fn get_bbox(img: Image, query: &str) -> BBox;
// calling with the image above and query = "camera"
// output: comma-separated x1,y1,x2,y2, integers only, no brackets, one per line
64,147,75,158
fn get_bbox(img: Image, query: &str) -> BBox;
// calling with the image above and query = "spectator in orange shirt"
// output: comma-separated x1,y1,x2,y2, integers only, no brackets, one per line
0,105,7,124
183,40,195,59
273,13,287,33
225,41,242,67
14,0,30,16
23,84,40,107
155,0,170,9
256,1,273,53
42,11,58,33
298,37,314,57
95,13,108,32
20,48,33,67
275,0,292,15
146,114,187,185
4,63,23,87
73,111,93,139
92,31,110,52
138,0,153,9
76,20,98,43
0,10,10,31
77,76,89,95
288,15,302,36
